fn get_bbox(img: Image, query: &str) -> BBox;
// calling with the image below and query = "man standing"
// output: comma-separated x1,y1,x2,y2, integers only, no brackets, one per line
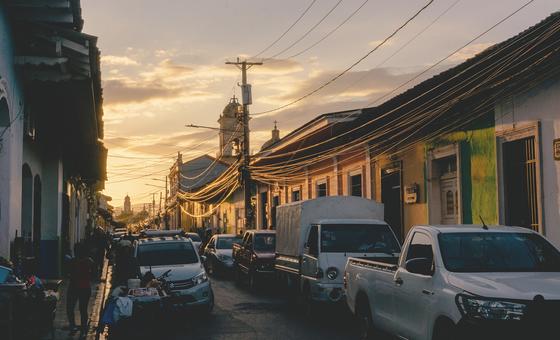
67,243,95,337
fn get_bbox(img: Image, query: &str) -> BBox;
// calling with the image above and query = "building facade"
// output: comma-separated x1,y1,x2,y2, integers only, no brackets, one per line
0,0,107,277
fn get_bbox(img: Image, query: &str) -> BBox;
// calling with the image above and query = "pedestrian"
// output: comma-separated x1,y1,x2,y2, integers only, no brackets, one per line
67,243,95,337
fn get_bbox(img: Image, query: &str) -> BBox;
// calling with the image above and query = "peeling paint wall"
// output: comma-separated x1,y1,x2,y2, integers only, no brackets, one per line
428,115,498,225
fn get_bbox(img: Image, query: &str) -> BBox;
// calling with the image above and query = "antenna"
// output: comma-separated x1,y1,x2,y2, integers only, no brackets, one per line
479,215,489,230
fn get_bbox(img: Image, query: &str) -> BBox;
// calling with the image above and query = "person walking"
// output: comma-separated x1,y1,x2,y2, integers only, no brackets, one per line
67,243,95,337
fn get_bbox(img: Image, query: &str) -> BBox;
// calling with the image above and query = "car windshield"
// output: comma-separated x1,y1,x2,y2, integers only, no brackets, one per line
320,224,401,254
217,237,242,249
137,242,198,266
438,232,560,272
254,234,275,252
188,233,201,242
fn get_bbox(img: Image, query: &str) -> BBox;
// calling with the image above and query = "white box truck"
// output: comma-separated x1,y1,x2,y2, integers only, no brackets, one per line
274,196,401,306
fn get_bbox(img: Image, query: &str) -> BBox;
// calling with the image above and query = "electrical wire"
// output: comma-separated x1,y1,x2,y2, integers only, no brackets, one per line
251,0,319,59
271,0,370,61
252,0,435,116
264,0,345,60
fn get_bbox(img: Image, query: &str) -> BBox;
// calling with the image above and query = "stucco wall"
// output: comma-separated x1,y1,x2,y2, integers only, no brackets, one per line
0,5,24,258
495,77,560,247
427,116,498,226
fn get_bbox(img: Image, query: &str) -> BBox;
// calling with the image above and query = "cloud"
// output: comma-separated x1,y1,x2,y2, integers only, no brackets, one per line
102,55,140,66
448,42,494,62
102,79,181,104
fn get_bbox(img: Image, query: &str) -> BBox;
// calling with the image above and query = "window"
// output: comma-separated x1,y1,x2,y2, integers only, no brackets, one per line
350,173,362,197
216,236,242,249
137,242,198,266
254,234,275,251
406,232,433,262
317,181,327,197
438,232,560,273
291,189,301,202
320,224,400,254
245,233,253,248
306,225,319,256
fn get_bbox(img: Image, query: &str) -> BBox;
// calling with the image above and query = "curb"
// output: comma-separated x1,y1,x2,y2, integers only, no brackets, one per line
87,258,110,340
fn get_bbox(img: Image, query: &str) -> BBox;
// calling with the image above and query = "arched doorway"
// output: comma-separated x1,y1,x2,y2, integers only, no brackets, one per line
0,97,8,127
21,164,33,254
33,175,42,258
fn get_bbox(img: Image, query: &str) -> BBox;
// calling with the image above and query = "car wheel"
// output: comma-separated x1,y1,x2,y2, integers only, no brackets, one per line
356,297,376,340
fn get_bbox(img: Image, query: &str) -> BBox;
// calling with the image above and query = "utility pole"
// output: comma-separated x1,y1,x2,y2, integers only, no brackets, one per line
225,58,262,230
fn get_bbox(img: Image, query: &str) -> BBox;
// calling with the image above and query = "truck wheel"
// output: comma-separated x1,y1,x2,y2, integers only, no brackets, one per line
207,259,214,275
234,266,243,285
356,298,375,340
299,283,315,317
248,272,258,290
432,318,457,340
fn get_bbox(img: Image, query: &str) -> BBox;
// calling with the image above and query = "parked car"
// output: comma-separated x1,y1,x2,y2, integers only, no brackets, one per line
133,236,213,313
186,232,202,251
344,225,560,340
275,196,398,307
202,234,242,275
232,230,276,288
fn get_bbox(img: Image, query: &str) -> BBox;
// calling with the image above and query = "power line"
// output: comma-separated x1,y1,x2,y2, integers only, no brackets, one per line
252,0,435,116
251,0,319,59
366,0,536,107
279,0,370,60
265,0,344,60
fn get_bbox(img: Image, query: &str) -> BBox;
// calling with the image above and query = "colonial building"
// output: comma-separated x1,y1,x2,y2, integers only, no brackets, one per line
247,11,560,246
0,0,107,277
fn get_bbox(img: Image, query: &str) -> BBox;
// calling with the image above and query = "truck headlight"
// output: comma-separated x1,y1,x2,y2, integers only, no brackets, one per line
193,272,208,286
326,267,338,280
456,294,527,321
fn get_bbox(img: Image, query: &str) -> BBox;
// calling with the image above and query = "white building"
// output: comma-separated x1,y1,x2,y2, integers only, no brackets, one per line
0,0,107,277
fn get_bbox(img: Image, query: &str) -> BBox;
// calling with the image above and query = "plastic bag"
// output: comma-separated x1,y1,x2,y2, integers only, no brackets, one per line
113,296,133,322
101,300,116,325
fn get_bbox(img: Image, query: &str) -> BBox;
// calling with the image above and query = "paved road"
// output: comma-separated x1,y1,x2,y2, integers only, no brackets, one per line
116,274,362,340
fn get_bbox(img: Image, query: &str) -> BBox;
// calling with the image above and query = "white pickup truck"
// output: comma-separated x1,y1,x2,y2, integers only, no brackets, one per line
345,225,560,340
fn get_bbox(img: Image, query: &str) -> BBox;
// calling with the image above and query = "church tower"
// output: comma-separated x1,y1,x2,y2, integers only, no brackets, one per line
218,96,244,161
124,194,131,214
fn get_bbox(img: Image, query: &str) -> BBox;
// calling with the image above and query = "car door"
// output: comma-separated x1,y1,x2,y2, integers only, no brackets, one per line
241,233,253,273
301,225,319,279
392,232,436,340
205,236,216,262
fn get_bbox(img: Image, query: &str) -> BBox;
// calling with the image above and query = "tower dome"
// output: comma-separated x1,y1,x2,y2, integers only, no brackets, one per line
222,95,241,118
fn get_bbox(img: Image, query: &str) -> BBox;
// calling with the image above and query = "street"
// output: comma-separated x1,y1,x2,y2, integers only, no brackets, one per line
118,275,360,340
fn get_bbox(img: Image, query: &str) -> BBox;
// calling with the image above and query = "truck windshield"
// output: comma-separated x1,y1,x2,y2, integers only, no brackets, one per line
320,224,400,253
137,242,198,266
438,232,560,272
217,237,242,249
254,234,275,251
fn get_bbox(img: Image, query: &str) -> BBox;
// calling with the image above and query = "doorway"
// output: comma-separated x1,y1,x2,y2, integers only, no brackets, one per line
381,164,403,242
502,137,539,230
33,175,42,259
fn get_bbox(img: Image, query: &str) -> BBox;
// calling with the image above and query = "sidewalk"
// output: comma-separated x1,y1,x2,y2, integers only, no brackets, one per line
42,259,109,340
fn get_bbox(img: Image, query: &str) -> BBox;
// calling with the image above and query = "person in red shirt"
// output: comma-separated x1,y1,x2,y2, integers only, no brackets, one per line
67,243,95,337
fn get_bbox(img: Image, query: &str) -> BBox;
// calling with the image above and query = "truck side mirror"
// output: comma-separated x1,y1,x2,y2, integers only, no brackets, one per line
405,258,433,276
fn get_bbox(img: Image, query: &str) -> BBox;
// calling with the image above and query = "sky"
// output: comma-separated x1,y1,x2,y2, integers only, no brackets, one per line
80,0,560,208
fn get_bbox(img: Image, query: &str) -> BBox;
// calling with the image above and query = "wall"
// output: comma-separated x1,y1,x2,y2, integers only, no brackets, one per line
495,77,560,247
0,5,24,258
425,115,498,225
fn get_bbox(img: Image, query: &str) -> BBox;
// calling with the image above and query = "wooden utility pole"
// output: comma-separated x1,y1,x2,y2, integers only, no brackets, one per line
225,58,262,230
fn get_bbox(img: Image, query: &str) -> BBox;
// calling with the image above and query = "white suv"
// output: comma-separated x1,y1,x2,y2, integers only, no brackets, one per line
134,236,213,313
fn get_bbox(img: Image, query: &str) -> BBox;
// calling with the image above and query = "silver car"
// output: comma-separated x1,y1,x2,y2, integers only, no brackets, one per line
134,236,213,313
